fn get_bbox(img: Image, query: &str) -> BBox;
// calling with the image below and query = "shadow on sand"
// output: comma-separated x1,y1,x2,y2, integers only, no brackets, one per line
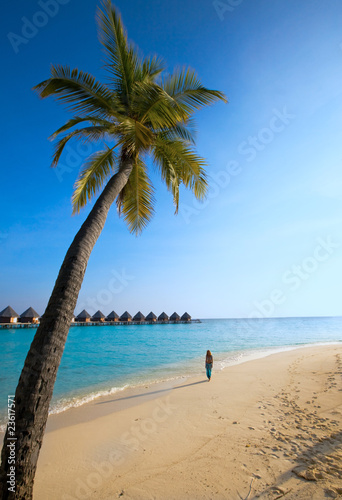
96,379,208,405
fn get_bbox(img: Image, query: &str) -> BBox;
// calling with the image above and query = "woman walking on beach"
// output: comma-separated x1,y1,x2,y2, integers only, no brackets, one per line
205,350,213,381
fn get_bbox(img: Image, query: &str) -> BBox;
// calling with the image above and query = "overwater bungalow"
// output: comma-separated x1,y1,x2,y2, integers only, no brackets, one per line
91,310,106,322
170,312,180,322
0,306,19,324
20,307,40,324
158,312,169,323
145,312,157,323
76,309,92,323
120,311,132,322
181,312,191,322
106,311,119,322
133,311,145,322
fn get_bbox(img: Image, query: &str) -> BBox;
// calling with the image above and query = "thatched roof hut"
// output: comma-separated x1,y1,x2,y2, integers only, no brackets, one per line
91,310,105,322
133,311,145,322
158,312,169,322
181,312,191,322
20,307,40,324
106,310,119,322
0,306,19,324
145,311,157,322
120,311,132,322
76,309,92,322
170,312,180,322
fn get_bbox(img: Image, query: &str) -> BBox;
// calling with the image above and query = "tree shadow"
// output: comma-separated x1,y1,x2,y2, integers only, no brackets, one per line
96,379,208,405
250,430,342,499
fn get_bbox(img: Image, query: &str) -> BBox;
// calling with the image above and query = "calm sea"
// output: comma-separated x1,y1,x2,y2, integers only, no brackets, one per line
0,317,341,429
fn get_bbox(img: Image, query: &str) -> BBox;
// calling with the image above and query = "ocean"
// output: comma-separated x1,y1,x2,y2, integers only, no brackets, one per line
0,316,341,430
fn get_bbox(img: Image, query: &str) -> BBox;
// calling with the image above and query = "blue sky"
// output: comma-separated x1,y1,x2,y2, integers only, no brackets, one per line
1,0,342,319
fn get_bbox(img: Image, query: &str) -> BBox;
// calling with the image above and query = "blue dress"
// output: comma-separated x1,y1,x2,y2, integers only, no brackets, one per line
205,356,213,379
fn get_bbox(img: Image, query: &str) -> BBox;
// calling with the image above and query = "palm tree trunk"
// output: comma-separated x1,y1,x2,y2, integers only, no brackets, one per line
0,160,133,500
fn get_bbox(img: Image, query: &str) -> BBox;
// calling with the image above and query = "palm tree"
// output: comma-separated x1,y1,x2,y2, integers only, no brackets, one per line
0,2,226,498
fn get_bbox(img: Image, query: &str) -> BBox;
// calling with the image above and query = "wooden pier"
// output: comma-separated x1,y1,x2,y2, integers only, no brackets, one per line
0,319,201,330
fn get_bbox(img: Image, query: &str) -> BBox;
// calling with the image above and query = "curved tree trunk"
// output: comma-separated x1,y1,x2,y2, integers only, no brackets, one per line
0,160,133,500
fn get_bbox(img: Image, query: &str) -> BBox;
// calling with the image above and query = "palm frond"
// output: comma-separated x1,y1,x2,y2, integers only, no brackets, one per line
49,116,115,140
72,147,117,213
33,65,115,117
116,118,154,153
116,157,155,235
135,82,189,129
51,126,111,168
97,1,140,104
153,137,208,211
163,68,227,115
141,55,165,82
137,66,226,128
152,139,181,211
175,144,208,200
161,121,196,144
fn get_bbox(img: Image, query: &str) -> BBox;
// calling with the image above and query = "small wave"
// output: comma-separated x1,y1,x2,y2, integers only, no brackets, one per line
0,385,129,433
48,384,130,416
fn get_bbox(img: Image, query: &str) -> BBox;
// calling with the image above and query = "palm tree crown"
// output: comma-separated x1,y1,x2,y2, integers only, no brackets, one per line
34,0,227,235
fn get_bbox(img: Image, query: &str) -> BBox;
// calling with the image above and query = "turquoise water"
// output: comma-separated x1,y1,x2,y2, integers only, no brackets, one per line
0,317,341,428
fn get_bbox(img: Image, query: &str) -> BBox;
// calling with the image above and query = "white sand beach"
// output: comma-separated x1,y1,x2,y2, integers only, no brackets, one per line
3,345,341,499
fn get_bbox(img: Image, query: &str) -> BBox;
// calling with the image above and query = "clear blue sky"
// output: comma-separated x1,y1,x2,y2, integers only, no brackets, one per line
1,0,342,319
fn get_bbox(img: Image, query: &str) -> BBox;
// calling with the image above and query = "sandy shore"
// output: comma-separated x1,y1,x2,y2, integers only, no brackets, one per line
3,345,342,499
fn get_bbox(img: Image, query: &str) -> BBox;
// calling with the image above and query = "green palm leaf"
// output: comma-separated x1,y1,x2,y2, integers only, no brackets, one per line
163,68,227,115
153,137,208,211
138,70,227,128
153,139,181,211
97,0,139,104
72,147,117,214
34,65,115,117
162,120,196,144
115,118,154,153
141,55,165,82
116,158,155,234
49,116,115,140
51,126,111,168
135,82,186,130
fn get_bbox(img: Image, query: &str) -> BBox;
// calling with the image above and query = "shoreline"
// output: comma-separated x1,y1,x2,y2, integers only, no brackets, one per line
0,340,340,432
44,342,342,434
2,344,341,499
